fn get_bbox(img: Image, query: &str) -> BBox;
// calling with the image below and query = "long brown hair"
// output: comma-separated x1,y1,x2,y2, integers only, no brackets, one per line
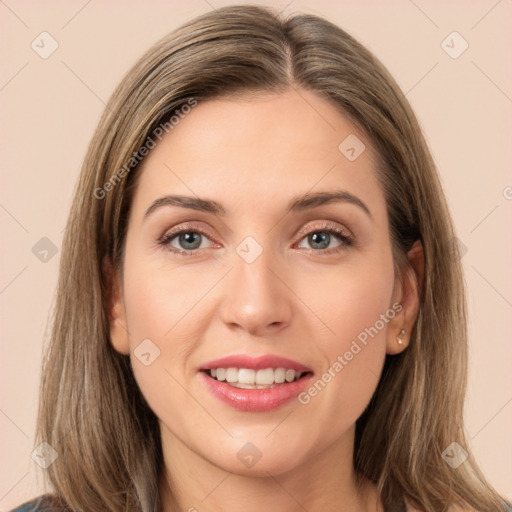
34,5,510,512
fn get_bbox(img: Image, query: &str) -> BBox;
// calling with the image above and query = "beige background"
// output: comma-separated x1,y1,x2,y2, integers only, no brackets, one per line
1,0,511,509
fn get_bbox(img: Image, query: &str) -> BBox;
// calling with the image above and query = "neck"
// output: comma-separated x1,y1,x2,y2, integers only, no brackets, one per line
158,424,382,512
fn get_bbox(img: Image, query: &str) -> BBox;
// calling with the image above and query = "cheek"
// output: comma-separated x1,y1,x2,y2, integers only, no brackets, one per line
120,254,213,415
300,245,395,351
298,248,394,416
122,274,197,438
122,250,208,349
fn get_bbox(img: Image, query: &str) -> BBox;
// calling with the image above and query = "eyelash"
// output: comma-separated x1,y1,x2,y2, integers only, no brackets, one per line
158,222,355,257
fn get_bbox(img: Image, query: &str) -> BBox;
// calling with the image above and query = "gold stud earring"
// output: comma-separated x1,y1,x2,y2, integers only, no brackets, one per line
397,329,406,345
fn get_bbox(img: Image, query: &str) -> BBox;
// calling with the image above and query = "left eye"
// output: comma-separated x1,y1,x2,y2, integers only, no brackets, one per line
296,229,353,251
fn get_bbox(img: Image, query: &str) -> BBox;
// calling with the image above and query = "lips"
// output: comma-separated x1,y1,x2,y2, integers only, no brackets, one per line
198,354,314,412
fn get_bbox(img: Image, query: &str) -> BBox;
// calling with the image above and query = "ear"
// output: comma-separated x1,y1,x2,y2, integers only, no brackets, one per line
103,256,130,355
386,240,424,355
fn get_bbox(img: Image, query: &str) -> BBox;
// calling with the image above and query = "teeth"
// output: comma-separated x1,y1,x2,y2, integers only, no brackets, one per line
226,368,238,382
207,367,304,386
238,368,255,384
274,368,286,383
256,368,274,385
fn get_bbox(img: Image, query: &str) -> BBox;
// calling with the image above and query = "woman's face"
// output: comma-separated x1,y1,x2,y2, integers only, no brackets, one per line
109,89,412,477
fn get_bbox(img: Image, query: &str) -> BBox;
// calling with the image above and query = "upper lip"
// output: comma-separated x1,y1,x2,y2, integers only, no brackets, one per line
200,354,313,373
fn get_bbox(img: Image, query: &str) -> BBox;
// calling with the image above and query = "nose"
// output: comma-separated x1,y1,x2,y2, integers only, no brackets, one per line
219,246,293,337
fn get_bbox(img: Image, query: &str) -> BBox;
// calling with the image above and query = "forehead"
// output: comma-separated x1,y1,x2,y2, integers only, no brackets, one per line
129,89,386,222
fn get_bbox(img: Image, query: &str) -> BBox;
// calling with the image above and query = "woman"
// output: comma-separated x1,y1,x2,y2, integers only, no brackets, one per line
11,5,511,512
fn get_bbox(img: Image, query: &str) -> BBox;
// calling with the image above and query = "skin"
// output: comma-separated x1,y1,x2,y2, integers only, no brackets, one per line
107,89,423,512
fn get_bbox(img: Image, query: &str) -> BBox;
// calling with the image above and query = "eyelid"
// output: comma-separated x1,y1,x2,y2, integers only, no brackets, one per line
295,220,353,240
161,221,218,241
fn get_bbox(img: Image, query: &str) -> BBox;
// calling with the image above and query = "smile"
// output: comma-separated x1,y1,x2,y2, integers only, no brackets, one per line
199,354,314,411
206,367,305,388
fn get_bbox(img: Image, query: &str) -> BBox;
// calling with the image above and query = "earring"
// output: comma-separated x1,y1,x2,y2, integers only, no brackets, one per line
397,329,406,345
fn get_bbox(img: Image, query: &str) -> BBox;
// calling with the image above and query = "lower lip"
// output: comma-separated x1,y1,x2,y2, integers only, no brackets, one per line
199,371,313,412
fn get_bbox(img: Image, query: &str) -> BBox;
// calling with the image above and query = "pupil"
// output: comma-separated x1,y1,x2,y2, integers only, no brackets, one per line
180,232,201,250
310,232,329,250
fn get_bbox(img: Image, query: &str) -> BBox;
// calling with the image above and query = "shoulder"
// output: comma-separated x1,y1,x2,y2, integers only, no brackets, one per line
9,499,41,512
9,494,67,512
9,500,41,512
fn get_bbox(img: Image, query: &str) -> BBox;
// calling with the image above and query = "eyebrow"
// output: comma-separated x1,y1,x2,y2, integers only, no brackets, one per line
143,189,372,221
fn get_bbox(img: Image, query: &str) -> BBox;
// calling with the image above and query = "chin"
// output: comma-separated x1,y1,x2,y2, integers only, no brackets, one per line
201,436,311,477
214,454,303,478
